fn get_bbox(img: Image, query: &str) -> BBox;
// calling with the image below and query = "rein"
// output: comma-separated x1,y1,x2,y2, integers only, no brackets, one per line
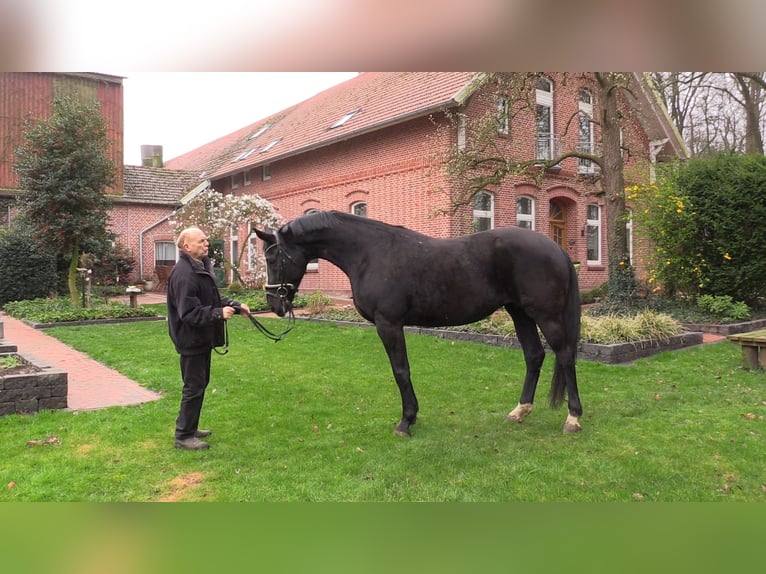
245,306,295,342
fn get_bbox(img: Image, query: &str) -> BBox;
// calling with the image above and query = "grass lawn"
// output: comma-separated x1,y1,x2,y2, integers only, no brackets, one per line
1,305,765,502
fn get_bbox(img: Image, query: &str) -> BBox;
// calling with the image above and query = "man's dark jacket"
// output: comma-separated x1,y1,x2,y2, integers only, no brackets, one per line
166,252,240,356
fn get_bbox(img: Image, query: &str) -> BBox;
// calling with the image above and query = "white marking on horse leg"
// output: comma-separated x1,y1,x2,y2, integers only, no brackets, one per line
563,414,583,434
507,403,533,423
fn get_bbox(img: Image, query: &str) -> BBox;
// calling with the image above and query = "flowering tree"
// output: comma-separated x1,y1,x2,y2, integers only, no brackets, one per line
172,189,283,287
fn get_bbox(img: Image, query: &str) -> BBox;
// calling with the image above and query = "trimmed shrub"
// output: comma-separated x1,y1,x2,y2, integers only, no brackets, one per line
0,224,58,306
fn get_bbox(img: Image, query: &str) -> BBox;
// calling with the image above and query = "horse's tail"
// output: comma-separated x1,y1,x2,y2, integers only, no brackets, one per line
550,258,581,408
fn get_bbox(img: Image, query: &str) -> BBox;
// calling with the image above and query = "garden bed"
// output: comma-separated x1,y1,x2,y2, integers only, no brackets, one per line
301,317,706,364
0,352,68,416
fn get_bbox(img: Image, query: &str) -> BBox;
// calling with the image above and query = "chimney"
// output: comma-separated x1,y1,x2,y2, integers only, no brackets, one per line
140,145,163,168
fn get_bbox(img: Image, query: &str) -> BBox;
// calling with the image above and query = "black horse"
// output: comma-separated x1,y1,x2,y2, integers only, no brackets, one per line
255,210,582,436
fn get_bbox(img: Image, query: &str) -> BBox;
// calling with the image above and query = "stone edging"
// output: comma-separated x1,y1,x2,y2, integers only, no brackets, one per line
299,317,705,364
680,318,766,336
0,351,68,415
22,316,166,330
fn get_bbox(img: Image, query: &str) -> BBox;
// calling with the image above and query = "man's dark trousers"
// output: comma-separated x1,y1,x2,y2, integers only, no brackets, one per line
175,352,212,440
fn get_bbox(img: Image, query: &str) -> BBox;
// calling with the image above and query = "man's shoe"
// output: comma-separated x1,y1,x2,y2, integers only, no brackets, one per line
174,437,210,450
195,429,212,438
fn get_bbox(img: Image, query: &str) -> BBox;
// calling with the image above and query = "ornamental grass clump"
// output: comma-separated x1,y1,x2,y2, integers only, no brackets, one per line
580,310,683,344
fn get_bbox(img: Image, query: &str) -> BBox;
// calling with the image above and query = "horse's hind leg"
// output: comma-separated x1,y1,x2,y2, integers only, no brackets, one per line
374,320,419,437
538,320,583,434
505,307,545,425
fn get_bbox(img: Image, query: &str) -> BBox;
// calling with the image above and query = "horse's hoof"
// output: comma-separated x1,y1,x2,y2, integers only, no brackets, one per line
394,429,411,437
564,423,582,434
507,403,533,424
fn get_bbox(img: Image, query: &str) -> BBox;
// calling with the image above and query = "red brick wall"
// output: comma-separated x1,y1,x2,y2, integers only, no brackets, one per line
109,203,176,284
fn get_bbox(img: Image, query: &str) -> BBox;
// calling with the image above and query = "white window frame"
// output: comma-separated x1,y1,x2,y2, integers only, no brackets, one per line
586,204,601,264
473,191,494,232
247,221,258,271
331,109,360,128
262,164,271,181
578,88,595,173
516,195,535,230
497,95,509,135
231,174,240,189
536,76,554,160
243,170,252,186
351,201,367,217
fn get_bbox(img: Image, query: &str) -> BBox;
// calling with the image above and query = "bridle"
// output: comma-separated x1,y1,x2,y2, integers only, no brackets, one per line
248,236,297,342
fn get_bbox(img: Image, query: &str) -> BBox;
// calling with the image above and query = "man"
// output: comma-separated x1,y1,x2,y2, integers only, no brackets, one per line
166,226,250,450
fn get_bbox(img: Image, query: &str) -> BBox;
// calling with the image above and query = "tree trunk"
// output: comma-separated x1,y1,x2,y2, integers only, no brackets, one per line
67,240,80,307
597,74,634,303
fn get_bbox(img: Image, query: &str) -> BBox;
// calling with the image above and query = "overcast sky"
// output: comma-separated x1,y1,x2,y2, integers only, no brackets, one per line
119,72,358,166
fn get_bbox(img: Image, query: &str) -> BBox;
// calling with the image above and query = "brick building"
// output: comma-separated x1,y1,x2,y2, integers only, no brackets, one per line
1,72,686,295
0,73,202,287
166,72,687,294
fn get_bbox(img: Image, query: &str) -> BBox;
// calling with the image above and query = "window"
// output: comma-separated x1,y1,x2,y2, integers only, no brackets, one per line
497,95,509,135
231,174,240,189
260,138,282,153
232,148,257,162
248,123,272,140
473,191,494,232
331,109,360,128
536,76,554,160
586,204,601,264
457,114,466,151
247,221,259,271
578,88,595,173
304,209,320,271
516,196,535,230
351,201,367,217
243,170,252,186
262,165,271,181
154,241,176,267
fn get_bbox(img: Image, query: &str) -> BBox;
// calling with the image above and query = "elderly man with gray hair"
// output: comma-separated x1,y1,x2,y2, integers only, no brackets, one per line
166,226,251,450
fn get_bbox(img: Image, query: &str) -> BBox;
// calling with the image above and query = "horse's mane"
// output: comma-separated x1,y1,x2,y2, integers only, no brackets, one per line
282,210,419,241
283,210,341,237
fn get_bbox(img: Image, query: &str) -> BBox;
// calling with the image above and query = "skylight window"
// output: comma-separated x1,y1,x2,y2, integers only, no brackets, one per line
330,108,360,129
260,138,282,153
231,148,257,162
248,123,272,140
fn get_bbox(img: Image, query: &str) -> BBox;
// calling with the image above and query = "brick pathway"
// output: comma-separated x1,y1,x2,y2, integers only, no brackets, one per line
1,294,164,411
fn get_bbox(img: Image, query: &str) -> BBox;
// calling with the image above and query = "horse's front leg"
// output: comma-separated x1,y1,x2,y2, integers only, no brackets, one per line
375,320,419,437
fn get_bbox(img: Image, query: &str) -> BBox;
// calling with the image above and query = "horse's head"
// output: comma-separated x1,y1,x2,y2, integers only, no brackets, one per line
254,226,307,316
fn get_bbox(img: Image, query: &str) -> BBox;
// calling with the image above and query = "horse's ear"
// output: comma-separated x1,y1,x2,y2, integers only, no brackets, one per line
254,227,275,244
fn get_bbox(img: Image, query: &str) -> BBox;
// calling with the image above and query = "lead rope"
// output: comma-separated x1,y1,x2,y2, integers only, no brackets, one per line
213,319,230,355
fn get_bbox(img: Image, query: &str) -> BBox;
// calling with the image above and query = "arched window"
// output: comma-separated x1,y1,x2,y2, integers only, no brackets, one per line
586,204,601,264
473,191,494,232
516,196,535,230
351,201,367,217
304,208,320,271
536,76,554,160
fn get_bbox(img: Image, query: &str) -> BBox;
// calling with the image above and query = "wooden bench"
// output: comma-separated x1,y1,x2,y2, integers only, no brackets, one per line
728,328,766,370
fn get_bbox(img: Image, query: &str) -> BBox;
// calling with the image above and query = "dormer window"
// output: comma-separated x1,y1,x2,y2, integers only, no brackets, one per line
330,108,360,129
